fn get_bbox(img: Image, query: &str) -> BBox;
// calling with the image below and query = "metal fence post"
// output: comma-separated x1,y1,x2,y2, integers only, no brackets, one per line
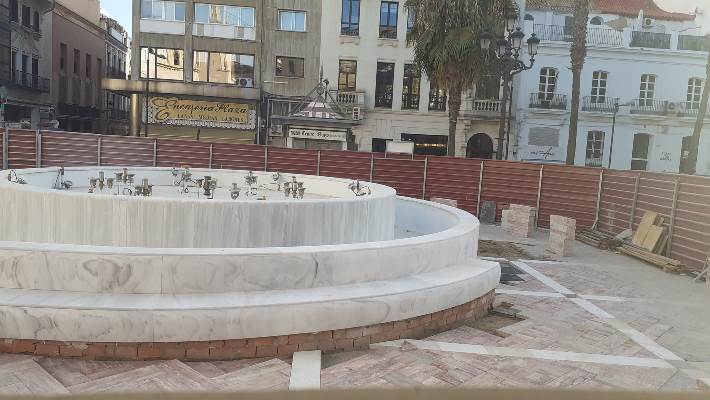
535,164,544,228
476,161,484,216
316,151,321,176
592,169,604,229
369,153,374,182
264,146,268,171
208,143,213,169
152,139,158,167
666,178,680,258
629,174,641,229
97,137,102,166
35,130,41,168
422,157,428,200
2,127,8,170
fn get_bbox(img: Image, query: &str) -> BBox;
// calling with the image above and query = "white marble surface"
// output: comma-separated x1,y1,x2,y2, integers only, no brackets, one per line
0,197,478,294
0,261,500,342
0,167,396,248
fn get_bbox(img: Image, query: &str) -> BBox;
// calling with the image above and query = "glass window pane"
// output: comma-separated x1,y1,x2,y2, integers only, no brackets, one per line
193,51,208,82
295,12,306,31
194,3,209,23
164,1,175,20
208,52,232,83
225,6,239,25
174,2,185,21
280,11,293,30
241,7,255,27
210,5,224,24
342,0,350,22
152,0,164,20
141,0,152,18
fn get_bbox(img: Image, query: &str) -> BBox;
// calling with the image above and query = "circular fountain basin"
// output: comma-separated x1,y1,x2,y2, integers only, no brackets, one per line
0,166,499,361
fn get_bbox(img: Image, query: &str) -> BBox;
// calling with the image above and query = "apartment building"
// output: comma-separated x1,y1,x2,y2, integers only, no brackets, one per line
104,0,321,143
101,13,130,135
52,0,106,132
513,0,710,174
2,0,54,128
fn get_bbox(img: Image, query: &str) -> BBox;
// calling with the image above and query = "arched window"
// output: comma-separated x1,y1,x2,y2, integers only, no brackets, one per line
687,77,704,110
590,16,603,25
524,14,534,22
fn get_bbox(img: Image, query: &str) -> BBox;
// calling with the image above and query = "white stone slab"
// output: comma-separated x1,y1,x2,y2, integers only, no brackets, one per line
289,351,321,390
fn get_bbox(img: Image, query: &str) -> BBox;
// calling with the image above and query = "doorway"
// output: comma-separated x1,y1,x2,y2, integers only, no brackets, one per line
466,133,494,159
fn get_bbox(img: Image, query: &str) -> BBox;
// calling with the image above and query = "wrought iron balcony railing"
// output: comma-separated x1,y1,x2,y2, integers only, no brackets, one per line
379,27,397,39
529,93,567,110
582,96,620,113
472,99,502,113
532,25,622,47
401,93,420,110
374,92,393,108
429,94,447,111
10,70,50,92
630,31,671,49
630,99,673,115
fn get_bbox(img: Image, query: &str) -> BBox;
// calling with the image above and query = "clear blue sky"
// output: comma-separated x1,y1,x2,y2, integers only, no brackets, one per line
100,0,133,34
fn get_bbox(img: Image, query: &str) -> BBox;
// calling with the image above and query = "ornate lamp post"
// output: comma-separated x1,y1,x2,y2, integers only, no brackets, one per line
480,13,540,160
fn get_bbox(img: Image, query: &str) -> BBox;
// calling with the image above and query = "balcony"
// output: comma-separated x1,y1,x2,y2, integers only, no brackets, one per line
582,96,620,113
678,102,710,118
107,68,126,80
678,35,710,52
630,31,671,49
401,93,420,110
57,103,101,119
630,99,673,116
429,94,447,112
340,24,359,37
532,25,623,47
471,99,502,114
375,92,393,108
585,158,603,168
329,90,365,107
529,93,567,110
9,70,50,92
379,27,397,40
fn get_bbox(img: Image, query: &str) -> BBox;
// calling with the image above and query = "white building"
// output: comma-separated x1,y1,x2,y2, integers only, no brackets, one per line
319,0,504,157
514,0,710,175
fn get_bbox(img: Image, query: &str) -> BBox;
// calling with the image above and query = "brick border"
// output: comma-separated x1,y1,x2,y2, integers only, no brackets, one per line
0,290,494,361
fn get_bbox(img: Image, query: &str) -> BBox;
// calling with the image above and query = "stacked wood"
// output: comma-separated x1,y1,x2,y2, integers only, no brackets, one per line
577,229,620,250
631,211,668,254
620,244,683,273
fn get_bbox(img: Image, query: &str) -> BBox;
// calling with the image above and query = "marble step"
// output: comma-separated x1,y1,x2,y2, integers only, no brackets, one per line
0,260,500,343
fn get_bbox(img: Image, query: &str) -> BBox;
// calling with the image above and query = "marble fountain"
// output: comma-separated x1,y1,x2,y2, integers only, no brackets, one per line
0,166,499,360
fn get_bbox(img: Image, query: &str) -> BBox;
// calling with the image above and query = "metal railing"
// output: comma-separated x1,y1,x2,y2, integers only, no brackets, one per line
582,96,619,113
678,35,710,52
587,27,623,46
585,158,603,167
429,94,447,111
340,24,359,37
532,25,622,47
678,102,710,118
533,24,571,42
329,90,365,106
107,68,126,80
374,92,393,108
630,31,671,49
471,99,502,113
401,93,420,110
529,93,567,110
379,27,397,39
57,103,101,119
630,99,672,115
9,70,50,92
107,109,129,120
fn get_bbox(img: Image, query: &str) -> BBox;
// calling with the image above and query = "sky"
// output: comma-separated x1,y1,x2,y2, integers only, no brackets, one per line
99,0,710,37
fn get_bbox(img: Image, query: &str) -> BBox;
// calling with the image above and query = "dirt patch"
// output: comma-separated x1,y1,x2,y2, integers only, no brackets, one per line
478,240,535,260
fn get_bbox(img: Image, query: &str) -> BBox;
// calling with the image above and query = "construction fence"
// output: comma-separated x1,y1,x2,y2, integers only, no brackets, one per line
2,129,709,271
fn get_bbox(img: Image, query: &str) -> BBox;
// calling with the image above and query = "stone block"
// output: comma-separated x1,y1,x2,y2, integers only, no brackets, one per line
479,201,497,224
430,197,458,208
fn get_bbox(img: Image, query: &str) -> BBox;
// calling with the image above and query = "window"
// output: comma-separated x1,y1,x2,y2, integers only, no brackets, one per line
194,4,255,27
429,84,447,111
73,49,80,75
590,16,603,25
279,10,306,32
11,51,17,77
687,77,704,110
141,0,185,22
193,51,255,85
524,14,534,21
538,67,558,101
476,75,500,100
275,56,304,78
585,131,605,167
338,60,357,92
401,133,448,156
33,11,39,32
639,74,656,107
631,133,650,171
372,138,391,153
590,71,608,104
379,2,398,39
9,0,18,22
85,54,91,77
59,43,66,71
140,47,185,80
375,62,395,108
21,5,30,27
402,64,420,110
341,0,360,36
406,7,415,35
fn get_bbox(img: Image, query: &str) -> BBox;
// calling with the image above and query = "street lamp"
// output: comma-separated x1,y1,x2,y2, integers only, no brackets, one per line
607,100,621,169
480,13,539,160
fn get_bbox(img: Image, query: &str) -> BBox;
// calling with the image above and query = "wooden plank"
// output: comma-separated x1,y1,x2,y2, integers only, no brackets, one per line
642,225,665,252
632,211,659,246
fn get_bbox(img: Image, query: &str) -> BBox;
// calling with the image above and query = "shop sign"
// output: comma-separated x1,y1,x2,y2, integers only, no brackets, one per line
147,97,256,130
289,128,347,142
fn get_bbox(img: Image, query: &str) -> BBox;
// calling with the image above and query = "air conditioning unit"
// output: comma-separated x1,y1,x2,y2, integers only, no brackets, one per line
643,18,654,28
352,106,362,121
665,101,679,115
236,78,254,88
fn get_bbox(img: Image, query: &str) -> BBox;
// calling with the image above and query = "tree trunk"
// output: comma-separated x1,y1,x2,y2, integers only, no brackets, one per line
686,48,710,175
447,87,462,157
566,0,590,165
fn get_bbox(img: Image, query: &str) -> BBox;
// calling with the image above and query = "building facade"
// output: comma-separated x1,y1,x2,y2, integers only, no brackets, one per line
101,13,130,135
105,0,321,143
512,0,710,175
2,0,53,129
52,0,106,132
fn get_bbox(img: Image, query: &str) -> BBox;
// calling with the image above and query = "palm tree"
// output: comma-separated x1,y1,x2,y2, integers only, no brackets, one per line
685,45,710,175
406,0,512,157
566,0,590,165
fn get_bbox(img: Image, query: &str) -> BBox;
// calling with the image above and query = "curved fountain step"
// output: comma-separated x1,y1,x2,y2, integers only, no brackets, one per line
0,260,500,343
